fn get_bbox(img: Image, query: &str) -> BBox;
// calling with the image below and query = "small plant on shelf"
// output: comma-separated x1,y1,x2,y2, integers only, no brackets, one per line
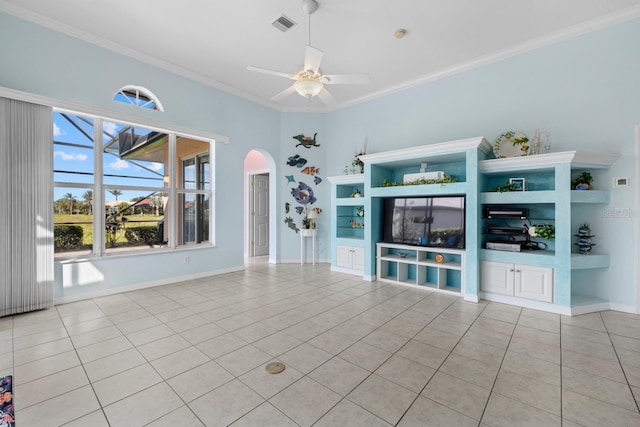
531,223,555,240
571,171,593,190
380,176,457,187
490,181,518,193
350,188,362,198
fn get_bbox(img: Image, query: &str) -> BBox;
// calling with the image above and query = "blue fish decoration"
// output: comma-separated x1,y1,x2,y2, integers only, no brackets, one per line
314,176,322,185
284,217,299,233
286,154,308,168
295,206,304,214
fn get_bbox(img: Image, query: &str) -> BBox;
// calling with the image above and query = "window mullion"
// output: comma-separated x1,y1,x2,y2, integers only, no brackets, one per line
93,117,105,255
168,133,177,249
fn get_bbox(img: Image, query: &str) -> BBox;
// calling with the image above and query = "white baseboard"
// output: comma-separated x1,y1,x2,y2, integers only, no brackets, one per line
54,265,244,305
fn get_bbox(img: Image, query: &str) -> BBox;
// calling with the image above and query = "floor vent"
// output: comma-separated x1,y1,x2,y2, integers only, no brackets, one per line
273,15,296,32
265,362,286,374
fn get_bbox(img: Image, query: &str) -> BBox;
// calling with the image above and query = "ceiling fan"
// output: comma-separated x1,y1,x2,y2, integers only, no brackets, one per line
247,0,369,104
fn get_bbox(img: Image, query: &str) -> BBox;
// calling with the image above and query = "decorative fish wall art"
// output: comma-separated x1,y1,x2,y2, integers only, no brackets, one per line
291,182,317,205
300,166,320,176
292,133,320,149
286,154,308,168
284,217,299,233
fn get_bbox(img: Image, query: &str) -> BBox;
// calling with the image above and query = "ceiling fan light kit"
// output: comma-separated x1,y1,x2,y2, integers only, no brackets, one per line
294,77,323,98
247,0,368,104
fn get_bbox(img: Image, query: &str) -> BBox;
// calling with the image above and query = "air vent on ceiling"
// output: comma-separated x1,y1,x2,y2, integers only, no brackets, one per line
272,14,296,32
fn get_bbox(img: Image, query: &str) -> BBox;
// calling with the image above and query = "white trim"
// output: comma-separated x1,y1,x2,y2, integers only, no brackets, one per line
359,137,490,164
0,86,229,144
2,2,640,114
115,85,165,112
609,302,639,315
53,265,244,305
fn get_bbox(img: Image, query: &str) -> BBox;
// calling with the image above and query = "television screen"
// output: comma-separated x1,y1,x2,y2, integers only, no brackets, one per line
383,196,465,248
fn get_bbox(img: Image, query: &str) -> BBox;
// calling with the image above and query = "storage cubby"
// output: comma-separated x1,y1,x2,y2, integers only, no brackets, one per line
377,242,465,296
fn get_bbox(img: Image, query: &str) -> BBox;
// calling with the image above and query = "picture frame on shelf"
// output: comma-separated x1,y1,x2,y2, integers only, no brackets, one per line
509,177,526,191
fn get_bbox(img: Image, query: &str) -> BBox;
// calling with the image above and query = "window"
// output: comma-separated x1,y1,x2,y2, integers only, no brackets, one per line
53,111,212,257
113,85,164,111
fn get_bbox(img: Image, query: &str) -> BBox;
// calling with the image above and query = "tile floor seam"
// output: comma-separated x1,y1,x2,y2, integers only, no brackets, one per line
476,301,522,425
598,311,640,414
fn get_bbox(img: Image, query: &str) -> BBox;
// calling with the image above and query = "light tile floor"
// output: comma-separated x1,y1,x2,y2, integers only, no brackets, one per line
1,263,640,426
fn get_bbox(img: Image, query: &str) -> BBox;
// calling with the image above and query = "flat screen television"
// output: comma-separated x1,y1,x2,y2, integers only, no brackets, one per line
382,195,465,248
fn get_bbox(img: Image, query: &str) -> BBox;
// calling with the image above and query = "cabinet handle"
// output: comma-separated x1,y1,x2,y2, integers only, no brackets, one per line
515,269,521,273
509,269,515,272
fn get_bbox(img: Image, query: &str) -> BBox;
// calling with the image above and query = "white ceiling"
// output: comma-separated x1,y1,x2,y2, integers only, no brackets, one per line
2,0,640,112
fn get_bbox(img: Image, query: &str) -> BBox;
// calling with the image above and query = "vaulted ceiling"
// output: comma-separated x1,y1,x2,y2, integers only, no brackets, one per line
2,0,640,111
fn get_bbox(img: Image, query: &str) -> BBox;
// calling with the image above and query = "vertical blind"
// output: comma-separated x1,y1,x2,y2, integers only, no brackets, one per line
0,97,54,317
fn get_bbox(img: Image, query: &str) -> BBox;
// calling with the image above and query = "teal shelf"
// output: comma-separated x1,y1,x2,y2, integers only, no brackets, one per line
570,190,610,204
370,182,468,198
570,253,610,269
480,248,556,267
481,190,556,204
336,198,365,206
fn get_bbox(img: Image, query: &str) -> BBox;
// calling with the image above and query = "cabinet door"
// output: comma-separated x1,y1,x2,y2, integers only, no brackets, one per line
336,246,353,269
351,247,365,271
515,265,553,302
480,261,514,295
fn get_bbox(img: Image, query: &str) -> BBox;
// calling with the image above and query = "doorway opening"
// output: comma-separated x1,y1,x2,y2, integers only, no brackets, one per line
244,150,276,263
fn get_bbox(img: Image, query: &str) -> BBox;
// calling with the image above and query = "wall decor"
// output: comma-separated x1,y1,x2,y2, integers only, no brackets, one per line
293,133,320,149
301,166,320,176
509,178,526,191
284,217,299,233
493,131,530,158
286,154,307,168
284,202,290,214
291,182,317,204
314,176,322,185
285,175,295,183
295,206,304,214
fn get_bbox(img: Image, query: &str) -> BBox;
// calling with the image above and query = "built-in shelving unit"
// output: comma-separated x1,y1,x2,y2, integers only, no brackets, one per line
478,151,619,314
328,175,366,276
329,139,619,316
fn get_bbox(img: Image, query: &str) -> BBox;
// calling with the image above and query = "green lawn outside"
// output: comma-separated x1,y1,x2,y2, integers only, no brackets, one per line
55,214,163,245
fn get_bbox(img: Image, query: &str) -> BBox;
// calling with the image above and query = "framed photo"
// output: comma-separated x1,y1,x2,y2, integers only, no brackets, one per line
509,177,526,191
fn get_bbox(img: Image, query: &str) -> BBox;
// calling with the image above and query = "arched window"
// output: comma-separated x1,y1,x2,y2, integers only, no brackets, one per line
113,85,164,112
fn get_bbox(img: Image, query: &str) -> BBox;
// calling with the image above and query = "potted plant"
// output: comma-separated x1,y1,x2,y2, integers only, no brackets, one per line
350,188,362,198
529,223,555,240
571,171,593,190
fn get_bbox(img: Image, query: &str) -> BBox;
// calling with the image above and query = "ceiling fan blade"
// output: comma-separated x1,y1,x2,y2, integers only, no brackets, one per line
322,74,370,85
317,87,336,105
270,85,296,102
303,46,323,74
247,65,296,80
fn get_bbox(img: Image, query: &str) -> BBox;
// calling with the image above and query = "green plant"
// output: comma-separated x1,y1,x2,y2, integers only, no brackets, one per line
380,176,457,187
571,171,593,189
491,182,518,193
54,225,84,250
350,188,362,198
124,226,159,244
534,223,555,240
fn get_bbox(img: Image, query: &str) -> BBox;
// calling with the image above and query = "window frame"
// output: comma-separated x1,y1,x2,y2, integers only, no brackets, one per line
53,109,215,259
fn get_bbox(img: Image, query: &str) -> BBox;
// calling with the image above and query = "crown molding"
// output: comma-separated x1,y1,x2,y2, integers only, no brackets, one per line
2,2,639,114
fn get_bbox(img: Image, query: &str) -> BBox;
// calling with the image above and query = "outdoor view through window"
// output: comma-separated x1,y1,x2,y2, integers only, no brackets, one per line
53,112,211,257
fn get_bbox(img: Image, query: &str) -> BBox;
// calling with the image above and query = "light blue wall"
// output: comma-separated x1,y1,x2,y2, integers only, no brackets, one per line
326,18,640,308
1,11,639,308
0,12,283,301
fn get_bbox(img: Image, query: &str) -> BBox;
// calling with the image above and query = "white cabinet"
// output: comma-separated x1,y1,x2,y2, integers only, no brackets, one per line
336,245,364,272
481,261,553,303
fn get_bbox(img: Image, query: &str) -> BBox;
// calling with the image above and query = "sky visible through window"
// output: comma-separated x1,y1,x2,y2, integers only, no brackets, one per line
53,112,165,206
